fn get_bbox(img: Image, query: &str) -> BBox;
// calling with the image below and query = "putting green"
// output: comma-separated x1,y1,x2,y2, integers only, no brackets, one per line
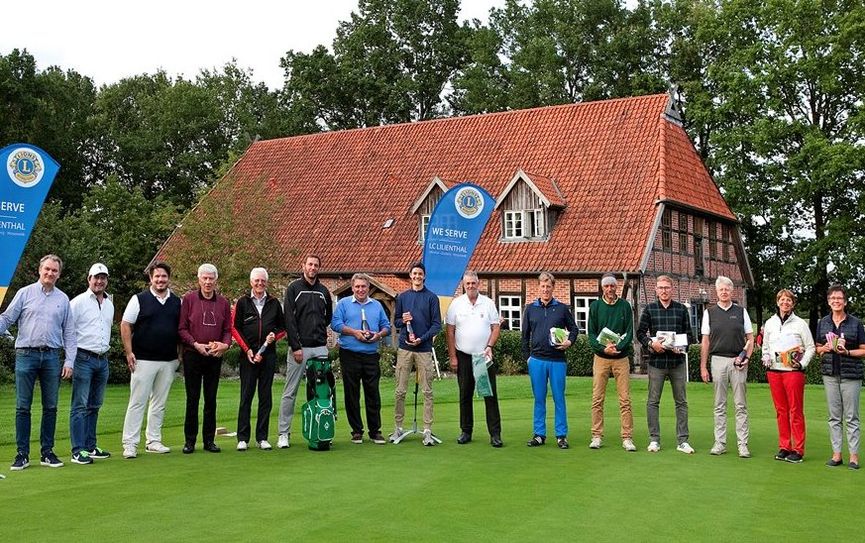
0,376,858,541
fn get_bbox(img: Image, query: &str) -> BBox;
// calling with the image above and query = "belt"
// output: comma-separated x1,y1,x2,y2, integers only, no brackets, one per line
78,348,107,358
19,346,59,352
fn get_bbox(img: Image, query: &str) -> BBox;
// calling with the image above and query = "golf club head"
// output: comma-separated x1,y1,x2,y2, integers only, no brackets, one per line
391,428,415,444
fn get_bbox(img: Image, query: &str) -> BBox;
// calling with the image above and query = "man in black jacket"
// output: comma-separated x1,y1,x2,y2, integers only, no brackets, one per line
232,267,285,451
277,255,332,449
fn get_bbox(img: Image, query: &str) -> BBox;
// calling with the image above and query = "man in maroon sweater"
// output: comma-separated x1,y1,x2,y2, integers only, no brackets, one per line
178,263,232,453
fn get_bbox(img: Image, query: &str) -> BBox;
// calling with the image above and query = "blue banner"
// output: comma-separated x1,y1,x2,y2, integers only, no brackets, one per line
422,183,495,296
0,144,60,304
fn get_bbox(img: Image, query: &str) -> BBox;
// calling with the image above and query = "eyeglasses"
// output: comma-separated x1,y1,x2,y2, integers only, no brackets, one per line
656,286,672,290
202,310,217,327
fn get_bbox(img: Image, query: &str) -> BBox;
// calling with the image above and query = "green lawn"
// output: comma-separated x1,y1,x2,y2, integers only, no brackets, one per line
0,375,859,541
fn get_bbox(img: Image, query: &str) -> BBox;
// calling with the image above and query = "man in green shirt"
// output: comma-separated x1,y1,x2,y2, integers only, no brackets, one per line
587,274,636,452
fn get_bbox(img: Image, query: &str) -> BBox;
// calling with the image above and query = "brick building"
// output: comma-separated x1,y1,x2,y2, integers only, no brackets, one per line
159,92,752,365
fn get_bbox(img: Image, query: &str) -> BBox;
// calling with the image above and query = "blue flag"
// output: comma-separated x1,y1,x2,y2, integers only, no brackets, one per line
0,144,60,304
422,183,495,296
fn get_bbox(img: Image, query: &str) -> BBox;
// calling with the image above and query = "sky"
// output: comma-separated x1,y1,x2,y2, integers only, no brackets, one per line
2,0,507,90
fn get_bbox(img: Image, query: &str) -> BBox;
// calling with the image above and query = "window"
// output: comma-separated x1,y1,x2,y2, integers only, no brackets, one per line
498,296,523,331
722,224,731,262
419,214,430,242
504,211,524,239
530,209,546,237
661,209,672,251
708,221,717,260
694,235,704,276
678,212,689,254
572,296,597,334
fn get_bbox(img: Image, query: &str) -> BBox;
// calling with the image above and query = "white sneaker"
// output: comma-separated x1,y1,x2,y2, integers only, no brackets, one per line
738,444,751,458
647,441,661,453
622,439,637,452
388,428,405,443
589,437,602,449
710,443,726,455
258,440,272,450
422,429,436,447
122,446,137,459
277,434,289,449
236,441,248,451
145,442,170,454
677,442,695,454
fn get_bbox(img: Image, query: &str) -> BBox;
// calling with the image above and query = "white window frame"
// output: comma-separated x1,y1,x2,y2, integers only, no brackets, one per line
504,210,523,239
530,208,546,238
419,214,430,242
572,296,597,334
498,295,523,331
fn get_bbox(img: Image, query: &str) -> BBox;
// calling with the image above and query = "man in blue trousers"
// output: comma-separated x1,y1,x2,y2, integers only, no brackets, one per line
522,272,578,449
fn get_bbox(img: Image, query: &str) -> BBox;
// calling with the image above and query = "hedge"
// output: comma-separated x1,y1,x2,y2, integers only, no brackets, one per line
0,329,832,386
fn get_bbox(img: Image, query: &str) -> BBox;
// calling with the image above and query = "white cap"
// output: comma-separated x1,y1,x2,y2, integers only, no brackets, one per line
88,263,109,277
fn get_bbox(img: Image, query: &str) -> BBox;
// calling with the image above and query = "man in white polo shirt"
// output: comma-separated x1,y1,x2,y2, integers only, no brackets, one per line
446,270,502,447
69,263,114,465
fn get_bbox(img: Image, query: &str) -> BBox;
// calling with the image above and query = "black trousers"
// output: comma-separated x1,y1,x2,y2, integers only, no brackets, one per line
339,348,382,436
237,350,276,443
456,350,501,436
183,351,222,445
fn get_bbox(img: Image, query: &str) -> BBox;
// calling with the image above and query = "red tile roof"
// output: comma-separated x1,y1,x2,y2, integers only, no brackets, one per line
161,93,736,276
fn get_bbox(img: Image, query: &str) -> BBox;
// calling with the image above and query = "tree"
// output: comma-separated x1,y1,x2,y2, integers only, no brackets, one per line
658,0,865,324
451,0,667,114
162,171,293,300
281,0,468,129
0,49,99,210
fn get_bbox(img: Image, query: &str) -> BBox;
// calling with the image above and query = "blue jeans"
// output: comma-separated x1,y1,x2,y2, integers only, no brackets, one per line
70,351,110,454
15,348,62,456
528,357,568,438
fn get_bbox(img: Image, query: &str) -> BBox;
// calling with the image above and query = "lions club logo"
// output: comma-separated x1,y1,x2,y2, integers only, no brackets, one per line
455,186,484,219
7,148,45,188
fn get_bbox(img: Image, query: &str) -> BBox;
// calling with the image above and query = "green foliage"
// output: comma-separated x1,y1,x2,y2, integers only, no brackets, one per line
163,172,292,299
654,0,865,323
281,0,468,128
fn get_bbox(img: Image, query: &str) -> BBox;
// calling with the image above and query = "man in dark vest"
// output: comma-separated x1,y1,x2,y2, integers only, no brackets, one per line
120,261,182,459
700,275,754,458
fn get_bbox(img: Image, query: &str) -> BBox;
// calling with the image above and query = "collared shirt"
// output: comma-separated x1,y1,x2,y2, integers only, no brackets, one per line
122,287,174,323
251,291,267,316
0,281,77,367
446,293,499,354
70,288,114,354
330,295,390,354
701,303,753,335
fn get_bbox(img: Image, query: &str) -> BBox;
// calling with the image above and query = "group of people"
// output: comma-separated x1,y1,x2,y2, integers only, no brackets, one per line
1,255,863,473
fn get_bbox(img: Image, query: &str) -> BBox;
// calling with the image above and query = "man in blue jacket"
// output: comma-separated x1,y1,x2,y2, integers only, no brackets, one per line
391,262,442,446
522,272,578,449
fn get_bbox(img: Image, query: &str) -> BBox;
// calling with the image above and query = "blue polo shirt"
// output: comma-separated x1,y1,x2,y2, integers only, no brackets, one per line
331,296,390,354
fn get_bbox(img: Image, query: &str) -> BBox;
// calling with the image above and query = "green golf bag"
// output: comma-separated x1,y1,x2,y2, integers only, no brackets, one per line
301,356,336,451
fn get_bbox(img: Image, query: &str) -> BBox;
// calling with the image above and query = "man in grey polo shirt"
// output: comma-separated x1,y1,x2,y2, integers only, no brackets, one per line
0,254,77,471
700,275,754,458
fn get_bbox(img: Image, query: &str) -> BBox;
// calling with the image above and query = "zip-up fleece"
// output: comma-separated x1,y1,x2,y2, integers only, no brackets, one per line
521,298,579,362
231,292,286,354
283,277,332,351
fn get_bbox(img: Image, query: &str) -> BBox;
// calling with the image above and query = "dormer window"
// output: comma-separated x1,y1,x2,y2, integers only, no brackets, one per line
410,176,449,244
495,170,565,242
420,214,430,241
504,211,524,239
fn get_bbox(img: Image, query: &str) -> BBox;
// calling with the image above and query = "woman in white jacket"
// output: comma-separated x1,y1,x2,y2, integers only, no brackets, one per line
762,289,815,463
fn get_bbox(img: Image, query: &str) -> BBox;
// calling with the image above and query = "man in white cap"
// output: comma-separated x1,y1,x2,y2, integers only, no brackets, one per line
69,263,114,464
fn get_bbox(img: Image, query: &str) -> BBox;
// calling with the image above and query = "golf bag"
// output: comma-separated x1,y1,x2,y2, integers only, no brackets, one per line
301,356,336,451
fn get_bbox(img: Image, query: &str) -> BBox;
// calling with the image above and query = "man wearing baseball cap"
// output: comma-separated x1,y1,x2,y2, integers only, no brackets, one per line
69,263,114,464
